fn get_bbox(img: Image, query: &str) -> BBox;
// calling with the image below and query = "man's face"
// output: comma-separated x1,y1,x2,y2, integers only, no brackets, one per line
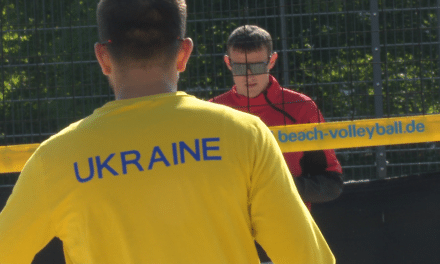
225,48,277,98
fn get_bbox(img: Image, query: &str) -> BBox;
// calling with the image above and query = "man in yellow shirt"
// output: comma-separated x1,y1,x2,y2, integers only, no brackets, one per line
0,0,335,263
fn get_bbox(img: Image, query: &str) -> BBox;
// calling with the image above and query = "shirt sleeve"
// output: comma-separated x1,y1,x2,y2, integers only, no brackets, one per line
299,100,343,175
248,121,335,264
291,99,344,203
0,148,56,263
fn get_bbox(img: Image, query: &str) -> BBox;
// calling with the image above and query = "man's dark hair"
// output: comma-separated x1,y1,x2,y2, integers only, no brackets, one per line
226,25,273,56
97,0,187,64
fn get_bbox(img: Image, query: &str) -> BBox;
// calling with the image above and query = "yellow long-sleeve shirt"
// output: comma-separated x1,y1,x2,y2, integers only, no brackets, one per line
0,92,334,264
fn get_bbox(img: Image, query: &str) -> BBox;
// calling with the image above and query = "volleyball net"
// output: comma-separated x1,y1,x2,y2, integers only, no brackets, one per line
2,0,440,181
2,114,440,174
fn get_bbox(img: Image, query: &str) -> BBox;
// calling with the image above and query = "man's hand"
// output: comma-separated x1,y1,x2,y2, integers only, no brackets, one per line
295,150,344,203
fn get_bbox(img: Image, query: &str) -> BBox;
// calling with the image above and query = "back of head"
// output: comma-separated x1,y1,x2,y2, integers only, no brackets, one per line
227,25,273,56
97,0,187,66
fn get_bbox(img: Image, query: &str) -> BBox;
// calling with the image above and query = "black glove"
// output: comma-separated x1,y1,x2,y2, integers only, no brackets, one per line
294,151,344,203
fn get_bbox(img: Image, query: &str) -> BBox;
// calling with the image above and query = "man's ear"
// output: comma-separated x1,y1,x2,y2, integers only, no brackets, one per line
268,52,278,71
224,55,232,71
176,38,194,72
95,43,112,76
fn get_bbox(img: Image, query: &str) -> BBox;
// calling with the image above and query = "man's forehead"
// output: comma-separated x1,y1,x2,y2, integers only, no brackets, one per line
228,48,268,61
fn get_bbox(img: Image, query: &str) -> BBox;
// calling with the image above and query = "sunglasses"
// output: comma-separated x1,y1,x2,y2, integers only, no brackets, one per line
229,57,271,76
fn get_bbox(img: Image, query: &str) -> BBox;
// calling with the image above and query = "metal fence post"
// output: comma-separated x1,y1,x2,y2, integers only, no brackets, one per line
437,0,440,77
370,0,387,179
1,12,5,145
279,0,290,87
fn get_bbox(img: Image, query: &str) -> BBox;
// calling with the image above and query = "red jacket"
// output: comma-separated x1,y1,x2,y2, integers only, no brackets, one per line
210,75,343,209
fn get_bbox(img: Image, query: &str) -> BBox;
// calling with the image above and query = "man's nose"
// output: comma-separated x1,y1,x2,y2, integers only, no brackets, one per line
246,69,254,76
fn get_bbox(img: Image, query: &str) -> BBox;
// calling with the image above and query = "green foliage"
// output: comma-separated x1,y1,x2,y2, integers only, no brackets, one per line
1,0,108,145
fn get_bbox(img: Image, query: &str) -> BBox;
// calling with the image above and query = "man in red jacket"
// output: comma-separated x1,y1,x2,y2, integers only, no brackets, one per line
210,25,344,210
209,25,343,262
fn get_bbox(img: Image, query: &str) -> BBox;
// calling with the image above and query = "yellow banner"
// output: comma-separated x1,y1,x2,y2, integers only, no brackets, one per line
1,115,440,173
270,115,440,152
